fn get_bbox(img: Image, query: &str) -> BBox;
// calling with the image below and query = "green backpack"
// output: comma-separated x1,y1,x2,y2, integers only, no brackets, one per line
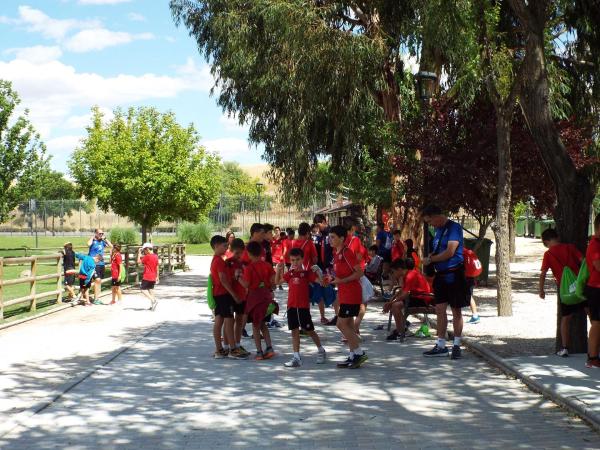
574,259,590,302
559,266,581,305
206,274,216,310
119,264,127,283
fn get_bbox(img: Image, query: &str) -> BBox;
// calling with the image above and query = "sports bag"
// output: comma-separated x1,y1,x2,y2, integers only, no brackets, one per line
206,274,216,310
574,259,590,302
559,266,583,305
119,264,127,283
463,248,483,278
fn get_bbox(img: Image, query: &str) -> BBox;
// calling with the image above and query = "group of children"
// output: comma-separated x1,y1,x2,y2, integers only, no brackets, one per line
62,233,159,310
209,216,464,369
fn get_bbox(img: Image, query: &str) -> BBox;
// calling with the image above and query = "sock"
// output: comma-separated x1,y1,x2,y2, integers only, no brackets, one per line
235,343,240,349
354,347,364,356
349,351,355,359
453,337,462,346
318,346,326,353
437,338,446,348
223,344,230,350
294,352,300,360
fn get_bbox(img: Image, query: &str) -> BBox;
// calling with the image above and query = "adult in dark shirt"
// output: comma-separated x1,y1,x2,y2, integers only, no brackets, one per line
62,242,77,300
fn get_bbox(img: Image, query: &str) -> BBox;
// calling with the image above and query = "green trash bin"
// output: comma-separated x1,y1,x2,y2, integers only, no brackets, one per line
516,217,526,237
464,238,493,285
534,219,555,238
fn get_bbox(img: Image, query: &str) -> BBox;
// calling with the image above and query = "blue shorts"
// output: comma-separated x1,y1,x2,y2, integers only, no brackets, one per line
310,283,336,307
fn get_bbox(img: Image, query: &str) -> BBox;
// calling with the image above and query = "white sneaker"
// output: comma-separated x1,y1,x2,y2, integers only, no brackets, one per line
556,348,569,357
316,350,326,364
284,357,302,368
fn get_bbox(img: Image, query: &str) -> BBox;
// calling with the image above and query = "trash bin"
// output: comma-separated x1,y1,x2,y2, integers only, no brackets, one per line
534,219,555,238
516,217,526,237
464,238,493,285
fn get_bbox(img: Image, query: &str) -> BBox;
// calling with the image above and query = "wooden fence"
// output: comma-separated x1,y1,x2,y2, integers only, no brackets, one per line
0,244,186,321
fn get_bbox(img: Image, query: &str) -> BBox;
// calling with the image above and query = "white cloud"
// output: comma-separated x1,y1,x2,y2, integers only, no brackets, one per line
4,45,63,63
46,135,84,154
128,13,146,22
78,0,132,4
17,5,100,41
201,138,253,161
65,29,154,53
0,57,213,138
165,36,176,43
64,108,114,129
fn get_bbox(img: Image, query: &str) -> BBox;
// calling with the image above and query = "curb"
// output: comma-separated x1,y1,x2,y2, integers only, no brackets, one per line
416,313,600,434
0,322,163,439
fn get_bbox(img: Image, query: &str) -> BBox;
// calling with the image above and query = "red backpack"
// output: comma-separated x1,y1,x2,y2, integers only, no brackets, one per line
464,247,483,278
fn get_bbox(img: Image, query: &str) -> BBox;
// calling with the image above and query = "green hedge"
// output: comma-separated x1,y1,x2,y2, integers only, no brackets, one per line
109,227,139,245
177,221,212,244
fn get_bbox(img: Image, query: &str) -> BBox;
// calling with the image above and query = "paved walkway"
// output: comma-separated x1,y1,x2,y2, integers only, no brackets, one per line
0,257,598,449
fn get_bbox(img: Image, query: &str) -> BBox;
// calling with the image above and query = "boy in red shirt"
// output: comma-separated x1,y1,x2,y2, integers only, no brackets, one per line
110,243,123,305
383,258,432,341
391,230,406,261
292,222,318,269
241,223,266,264
226,238,250,357
210,235,246,359
283,228,295,269
239,241,277,360
328,225,367,369
539,229,584,357
585,215,600,369
275,248,326,368
137,243,159,311
342,216,369,335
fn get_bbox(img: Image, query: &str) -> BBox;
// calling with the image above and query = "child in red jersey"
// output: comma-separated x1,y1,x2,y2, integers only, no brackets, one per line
110,243,123,305
210,235,246,360
391,230,406,261
240,241,277,360
283,228,295,269
226,238,250,357
241,223,266,264
137,243,159,311
383,258,432,341
275,248,326,368
291,222,318,269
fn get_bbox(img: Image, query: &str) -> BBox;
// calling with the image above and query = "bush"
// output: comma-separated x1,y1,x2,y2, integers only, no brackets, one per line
177,221,212,244
109,227,139,245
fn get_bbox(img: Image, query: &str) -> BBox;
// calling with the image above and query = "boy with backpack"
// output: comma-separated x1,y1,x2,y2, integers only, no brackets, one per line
239,241,278,360
275,248,327,367
463,247,483,324
539,229,584,357
226,238,250,357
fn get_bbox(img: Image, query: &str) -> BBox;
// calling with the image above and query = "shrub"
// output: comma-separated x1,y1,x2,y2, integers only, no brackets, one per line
109,227,139,245
177,221,212,244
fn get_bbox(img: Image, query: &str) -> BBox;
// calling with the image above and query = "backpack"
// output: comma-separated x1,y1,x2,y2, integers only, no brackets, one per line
206,274,216,310
574,259,590,302
559,266,584,305
463,248,483,278
119,264,127,283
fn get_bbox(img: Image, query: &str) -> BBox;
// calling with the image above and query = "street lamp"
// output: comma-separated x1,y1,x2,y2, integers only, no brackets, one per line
256,182,264,223
415,71,438,258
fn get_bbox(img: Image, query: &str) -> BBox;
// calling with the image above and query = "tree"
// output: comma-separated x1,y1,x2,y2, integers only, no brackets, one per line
0,80,49,223
70,106,222,242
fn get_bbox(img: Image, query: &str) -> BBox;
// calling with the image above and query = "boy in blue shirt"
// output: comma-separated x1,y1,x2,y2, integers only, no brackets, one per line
75,253,102,305
87,229,112,305
421,205,468,360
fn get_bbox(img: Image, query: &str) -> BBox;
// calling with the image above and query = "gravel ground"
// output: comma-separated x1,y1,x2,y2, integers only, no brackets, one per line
451,236,589,357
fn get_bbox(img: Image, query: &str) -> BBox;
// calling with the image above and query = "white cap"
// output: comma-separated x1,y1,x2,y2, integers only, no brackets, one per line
142,242,153,250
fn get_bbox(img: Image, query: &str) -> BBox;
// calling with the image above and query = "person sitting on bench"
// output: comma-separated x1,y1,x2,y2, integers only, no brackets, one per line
365,245,383,284
383,258,432,341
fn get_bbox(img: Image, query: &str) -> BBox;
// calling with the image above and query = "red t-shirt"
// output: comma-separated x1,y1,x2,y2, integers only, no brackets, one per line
345,235,367,269
283,238,292,264
226,257,247,300
224,248,234,260
291,238,318,269
402,269,432,299
541,243,583,284
284,268,317,308
333,247,362,305
407,249,420,269
141,253,159,282
242,260,275,290
210,255,230,296
586,237,600,288
111,252,122,279
241,243,266,265
271,238,284,264
391,240,406,261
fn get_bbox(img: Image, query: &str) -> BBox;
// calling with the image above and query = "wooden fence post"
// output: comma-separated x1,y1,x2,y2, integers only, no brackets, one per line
168,244,173,273
124,245,130,284
56,254,63,305
30,257,37,312
0,258,4,320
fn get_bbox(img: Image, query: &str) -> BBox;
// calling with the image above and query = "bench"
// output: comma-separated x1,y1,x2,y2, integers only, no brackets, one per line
387,291,436,332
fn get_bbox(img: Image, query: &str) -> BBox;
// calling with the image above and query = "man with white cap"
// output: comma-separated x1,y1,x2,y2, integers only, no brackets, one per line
137,243,159,310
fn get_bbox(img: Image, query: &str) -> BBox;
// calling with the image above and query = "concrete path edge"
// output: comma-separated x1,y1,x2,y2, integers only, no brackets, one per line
415,313,600,434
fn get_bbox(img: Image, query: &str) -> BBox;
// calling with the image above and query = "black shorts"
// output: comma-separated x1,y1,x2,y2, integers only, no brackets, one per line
214,293,235,318
338,303,360,318
406,297,430,308
111,279,121,287
233,300,246,315
79,276,93,290
64,274,75,286
95,265,105,280
140,280,155,291
583,286,600,321
287,308,315,331
433,272,470,309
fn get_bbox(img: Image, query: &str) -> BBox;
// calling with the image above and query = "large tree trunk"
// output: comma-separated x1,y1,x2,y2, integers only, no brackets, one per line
492,112,514,317
141,224,148,244
509,210,516,262
510,0,591,352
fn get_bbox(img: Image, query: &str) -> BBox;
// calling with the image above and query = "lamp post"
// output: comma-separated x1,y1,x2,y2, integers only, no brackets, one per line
415,71,438,258
256,182,264,223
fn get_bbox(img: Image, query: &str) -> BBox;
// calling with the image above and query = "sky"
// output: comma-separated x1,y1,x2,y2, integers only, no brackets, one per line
0,0,265,174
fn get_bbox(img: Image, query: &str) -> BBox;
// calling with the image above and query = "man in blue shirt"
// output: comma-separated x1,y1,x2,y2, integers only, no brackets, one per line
87,228,113,304
421,205,468,360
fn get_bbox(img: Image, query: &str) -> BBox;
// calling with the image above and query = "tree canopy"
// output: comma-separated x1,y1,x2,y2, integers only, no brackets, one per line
69,106,222,241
